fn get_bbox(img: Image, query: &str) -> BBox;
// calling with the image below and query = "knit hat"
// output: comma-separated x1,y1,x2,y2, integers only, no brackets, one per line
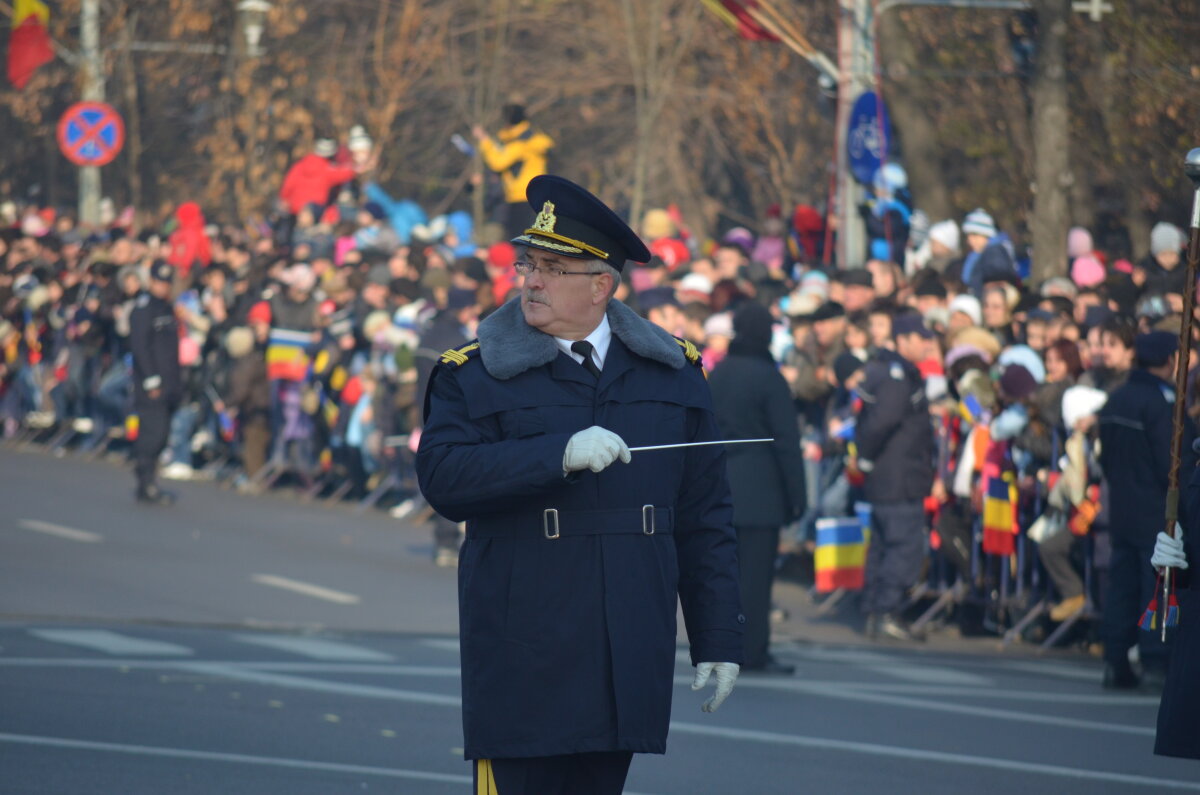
950,326,1003,360
833,351,865,386
1067,227,1093,259
282,263,316,293
1061,385,1107,430
1150,222,1186,256
998,344,1046,383
678,272,713,296
999,364,1037,401
247,301,272,326
928,220,961,254
1070,255,1105,287
962,209,996,239
224,326,255,358
347,125,372,153
948,294,982,326
703,312,733,338
314,138,337,157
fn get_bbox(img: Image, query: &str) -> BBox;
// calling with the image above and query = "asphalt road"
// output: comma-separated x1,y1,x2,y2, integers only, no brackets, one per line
1,447,1195,793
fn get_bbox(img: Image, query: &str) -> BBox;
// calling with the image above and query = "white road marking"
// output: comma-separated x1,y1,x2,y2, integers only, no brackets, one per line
0,732,470,785
250,574,360,605
29,629,193,657
670,722,1200,790
420,638,461,652
182,663,463,707
18,519,102,543
231,634,393,662
863,663,991,686
794,684,1155,736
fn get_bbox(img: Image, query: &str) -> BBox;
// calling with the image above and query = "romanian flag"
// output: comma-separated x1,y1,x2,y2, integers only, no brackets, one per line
8,0,53,90
981,471,1018,556
700,0,779,42
814,517,868,593
266,328,311,382
125,414,139,441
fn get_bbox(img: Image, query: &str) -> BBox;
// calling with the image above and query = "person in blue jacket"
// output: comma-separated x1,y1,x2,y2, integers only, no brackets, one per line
417,175,745,795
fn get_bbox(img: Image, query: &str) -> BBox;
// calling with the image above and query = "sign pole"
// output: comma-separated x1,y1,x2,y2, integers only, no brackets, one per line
79,0,104,227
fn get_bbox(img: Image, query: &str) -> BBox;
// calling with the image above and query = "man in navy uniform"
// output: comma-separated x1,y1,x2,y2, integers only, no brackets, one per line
417,175,744,794
854,309,935,641
1099,330,1196,688
128,261,182,505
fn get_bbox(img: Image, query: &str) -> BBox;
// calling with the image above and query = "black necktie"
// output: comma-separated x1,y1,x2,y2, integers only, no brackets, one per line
571,340,602,379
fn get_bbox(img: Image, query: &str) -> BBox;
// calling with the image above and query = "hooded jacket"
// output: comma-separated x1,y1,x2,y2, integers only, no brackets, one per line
478,121,555,204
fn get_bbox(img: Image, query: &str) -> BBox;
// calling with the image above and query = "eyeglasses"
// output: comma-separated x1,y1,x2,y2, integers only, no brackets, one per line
514,261,601,278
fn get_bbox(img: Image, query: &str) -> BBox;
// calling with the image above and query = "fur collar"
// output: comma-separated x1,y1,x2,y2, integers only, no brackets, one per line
477,297,685,380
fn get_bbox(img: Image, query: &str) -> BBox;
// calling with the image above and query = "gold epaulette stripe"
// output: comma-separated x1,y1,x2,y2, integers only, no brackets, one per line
674,337,701,364
439,342,480,366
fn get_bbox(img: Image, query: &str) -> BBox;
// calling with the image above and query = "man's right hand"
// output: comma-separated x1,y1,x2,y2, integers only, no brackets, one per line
563,426,631,474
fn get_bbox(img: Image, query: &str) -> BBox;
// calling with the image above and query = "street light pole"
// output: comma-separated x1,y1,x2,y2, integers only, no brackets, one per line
79,0,103,227
835,0,873,268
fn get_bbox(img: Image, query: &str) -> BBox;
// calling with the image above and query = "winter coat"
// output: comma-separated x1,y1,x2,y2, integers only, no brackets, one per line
417,298,744,760
1098,368,1197,540
709,348,807,527
279,154,356,215
855,348,935,503
166,202,211,275
478,121,554,204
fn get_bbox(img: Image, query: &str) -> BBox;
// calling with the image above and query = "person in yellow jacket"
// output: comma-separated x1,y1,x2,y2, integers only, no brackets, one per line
473,104,555,238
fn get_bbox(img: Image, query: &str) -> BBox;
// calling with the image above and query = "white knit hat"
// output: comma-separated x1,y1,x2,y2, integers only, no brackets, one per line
348,125,373,153
314,138,337,157
962,208,996,239
948,294,982,326
928,220,961,254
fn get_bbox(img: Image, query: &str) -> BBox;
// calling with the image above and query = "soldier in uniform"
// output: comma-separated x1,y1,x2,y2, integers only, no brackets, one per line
1098,330,1196,688
1154,466,1199,759
854,310,935,641
128,261,182,505
417,175,744,794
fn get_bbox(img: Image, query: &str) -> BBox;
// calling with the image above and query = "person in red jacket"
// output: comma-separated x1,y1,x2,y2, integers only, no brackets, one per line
279,139,359,216
166,202,211,278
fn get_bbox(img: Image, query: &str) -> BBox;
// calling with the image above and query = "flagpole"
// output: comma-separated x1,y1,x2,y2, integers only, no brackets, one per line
1161,147,1200,642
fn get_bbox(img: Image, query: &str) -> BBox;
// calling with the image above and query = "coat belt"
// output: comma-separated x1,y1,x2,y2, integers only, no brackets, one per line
469,506,674,540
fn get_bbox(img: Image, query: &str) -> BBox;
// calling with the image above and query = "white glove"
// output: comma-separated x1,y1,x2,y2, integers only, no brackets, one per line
562,426,631,474
692,662,740,713
1152,523,1188,573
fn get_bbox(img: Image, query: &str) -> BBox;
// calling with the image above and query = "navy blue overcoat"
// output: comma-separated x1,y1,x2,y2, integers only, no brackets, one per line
417,298,744,760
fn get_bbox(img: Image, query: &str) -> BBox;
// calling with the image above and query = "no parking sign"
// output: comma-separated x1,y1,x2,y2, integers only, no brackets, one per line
57,102,125,167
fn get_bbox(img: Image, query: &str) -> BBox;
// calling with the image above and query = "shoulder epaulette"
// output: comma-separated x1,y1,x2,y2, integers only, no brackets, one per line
673,336,702,367
439,341,481,367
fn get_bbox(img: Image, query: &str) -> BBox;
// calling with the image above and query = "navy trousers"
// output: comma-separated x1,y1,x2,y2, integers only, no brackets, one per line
474,752,633,795
862,501,926,616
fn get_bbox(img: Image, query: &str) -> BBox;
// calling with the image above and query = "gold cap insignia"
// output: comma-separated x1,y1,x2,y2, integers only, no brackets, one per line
532,201,557,234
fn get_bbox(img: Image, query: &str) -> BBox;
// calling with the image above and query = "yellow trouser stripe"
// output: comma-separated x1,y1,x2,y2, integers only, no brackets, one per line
477,759,496,794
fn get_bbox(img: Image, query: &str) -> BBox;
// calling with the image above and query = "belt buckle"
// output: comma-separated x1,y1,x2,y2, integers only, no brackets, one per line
543,508,560,540
642,505,655,536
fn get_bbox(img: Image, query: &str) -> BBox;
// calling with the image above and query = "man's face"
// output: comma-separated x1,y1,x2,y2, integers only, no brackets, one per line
842,284,874,313
648,304,685,336
813,317,844,348
519,249,608,339
895,331,929,363
713,247,743,280
1101,330,1133,370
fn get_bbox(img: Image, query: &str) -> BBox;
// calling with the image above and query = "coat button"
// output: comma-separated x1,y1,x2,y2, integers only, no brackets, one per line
737,614,746,624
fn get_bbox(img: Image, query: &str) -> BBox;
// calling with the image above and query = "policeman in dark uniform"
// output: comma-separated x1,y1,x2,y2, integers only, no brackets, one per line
1154,461,1199,759
417,175,744,795
854,310,935,641
1098,330,1196,688
128,261,182,505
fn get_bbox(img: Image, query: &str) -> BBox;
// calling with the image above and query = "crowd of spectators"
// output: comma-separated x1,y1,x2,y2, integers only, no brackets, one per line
1,143,1195,644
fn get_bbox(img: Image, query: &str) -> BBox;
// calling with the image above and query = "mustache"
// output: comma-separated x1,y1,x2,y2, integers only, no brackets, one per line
524,290,549,305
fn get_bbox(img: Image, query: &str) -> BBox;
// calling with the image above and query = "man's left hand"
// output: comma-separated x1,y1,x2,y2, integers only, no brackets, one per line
692,662,739,713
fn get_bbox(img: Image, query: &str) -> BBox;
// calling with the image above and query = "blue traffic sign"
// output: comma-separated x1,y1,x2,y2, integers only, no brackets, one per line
57,102,125,167
846,92,890,185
